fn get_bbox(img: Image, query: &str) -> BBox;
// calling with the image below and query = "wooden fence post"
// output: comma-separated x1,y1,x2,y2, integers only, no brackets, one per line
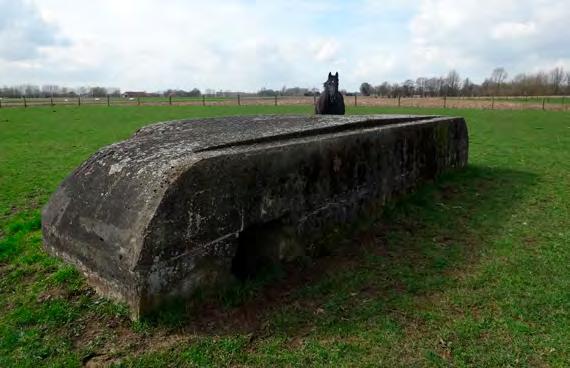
398,96,401,107
274,95,278,106
0,99,2,109
354,94,357,107
313,94,316,105
563,96,566,111
78,96,81,106
492,96,495,110
137,97,141,106
542,98,546,111
202,95,206,106
107,95,110,107
238,94,241,106
443,96,447,108
50,97,54,107
24,96,27,108
169,96,172,105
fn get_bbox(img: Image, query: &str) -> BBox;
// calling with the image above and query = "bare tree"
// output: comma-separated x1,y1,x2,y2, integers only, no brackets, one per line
89,87,108,97
424,78,439,97
533,72,549,96
491,67,509,95
461,78,474,96
376,82,392,97
402,80,415,97
392,83,402,97
549,67,565,95
23,85,40,97
41,85,60,97
436,77,446,97
107,87,122,97
359,82,374,96
416,77,427,97
446,70,461,96
512,74,530,96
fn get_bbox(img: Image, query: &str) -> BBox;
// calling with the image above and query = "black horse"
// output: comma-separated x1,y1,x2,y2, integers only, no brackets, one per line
315,72,345,115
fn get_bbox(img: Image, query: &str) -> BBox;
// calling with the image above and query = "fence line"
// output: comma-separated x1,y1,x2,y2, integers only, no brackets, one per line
0,95,568,112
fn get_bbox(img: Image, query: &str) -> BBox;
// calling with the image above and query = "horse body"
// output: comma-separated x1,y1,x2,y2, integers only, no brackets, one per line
315,72,346,115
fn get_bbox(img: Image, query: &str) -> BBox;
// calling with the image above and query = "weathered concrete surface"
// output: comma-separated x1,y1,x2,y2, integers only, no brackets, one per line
42,114,469,318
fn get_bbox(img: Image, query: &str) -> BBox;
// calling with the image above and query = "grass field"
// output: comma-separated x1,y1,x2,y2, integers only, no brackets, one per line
1,105,569,367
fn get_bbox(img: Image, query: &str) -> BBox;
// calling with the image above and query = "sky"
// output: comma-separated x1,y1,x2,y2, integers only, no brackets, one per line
0,0,569,92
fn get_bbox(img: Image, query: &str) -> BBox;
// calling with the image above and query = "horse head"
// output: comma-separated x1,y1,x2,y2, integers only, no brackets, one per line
315,71,345,115
323,72,339,102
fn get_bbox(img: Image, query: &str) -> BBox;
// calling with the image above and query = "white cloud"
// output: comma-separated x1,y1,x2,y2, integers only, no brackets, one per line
21,0,351,90
0,0,569,90
492,22,537,40
409,0,570,81
314,39,341,62
0,0,67,61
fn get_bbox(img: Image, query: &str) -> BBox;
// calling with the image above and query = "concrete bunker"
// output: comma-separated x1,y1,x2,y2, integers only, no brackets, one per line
42,114,469,319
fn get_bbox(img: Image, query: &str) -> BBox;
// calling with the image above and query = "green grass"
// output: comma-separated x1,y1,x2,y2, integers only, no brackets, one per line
1,105,570,367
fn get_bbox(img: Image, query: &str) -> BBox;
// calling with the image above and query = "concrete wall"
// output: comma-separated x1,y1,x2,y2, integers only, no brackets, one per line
42,115,468,318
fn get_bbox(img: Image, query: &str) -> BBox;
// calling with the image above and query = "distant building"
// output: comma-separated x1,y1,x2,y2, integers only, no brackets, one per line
122,91,147,98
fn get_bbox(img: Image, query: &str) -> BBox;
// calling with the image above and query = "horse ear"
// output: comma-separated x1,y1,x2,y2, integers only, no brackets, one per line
335,72,338,77
328,72,332,78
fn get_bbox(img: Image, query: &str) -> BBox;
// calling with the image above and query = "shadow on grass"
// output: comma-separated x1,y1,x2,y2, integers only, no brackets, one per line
141,164,537,338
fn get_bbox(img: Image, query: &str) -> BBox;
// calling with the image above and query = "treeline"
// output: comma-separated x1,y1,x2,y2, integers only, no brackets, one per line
360,67,570,97
162,88,201,97
257,86,321,97
0,85,122,98
0,85,205,98
5,66,568,99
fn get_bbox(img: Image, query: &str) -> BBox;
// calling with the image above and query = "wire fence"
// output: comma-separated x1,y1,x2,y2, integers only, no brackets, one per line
0,95,568,111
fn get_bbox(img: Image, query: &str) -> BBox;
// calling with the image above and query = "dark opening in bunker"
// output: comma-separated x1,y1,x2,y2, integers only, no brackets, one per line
231,219,301,281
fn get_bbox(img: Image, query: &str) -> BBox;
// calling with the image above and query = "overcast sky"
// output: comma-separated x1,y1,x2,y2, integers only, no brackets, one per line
1,0,569,92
